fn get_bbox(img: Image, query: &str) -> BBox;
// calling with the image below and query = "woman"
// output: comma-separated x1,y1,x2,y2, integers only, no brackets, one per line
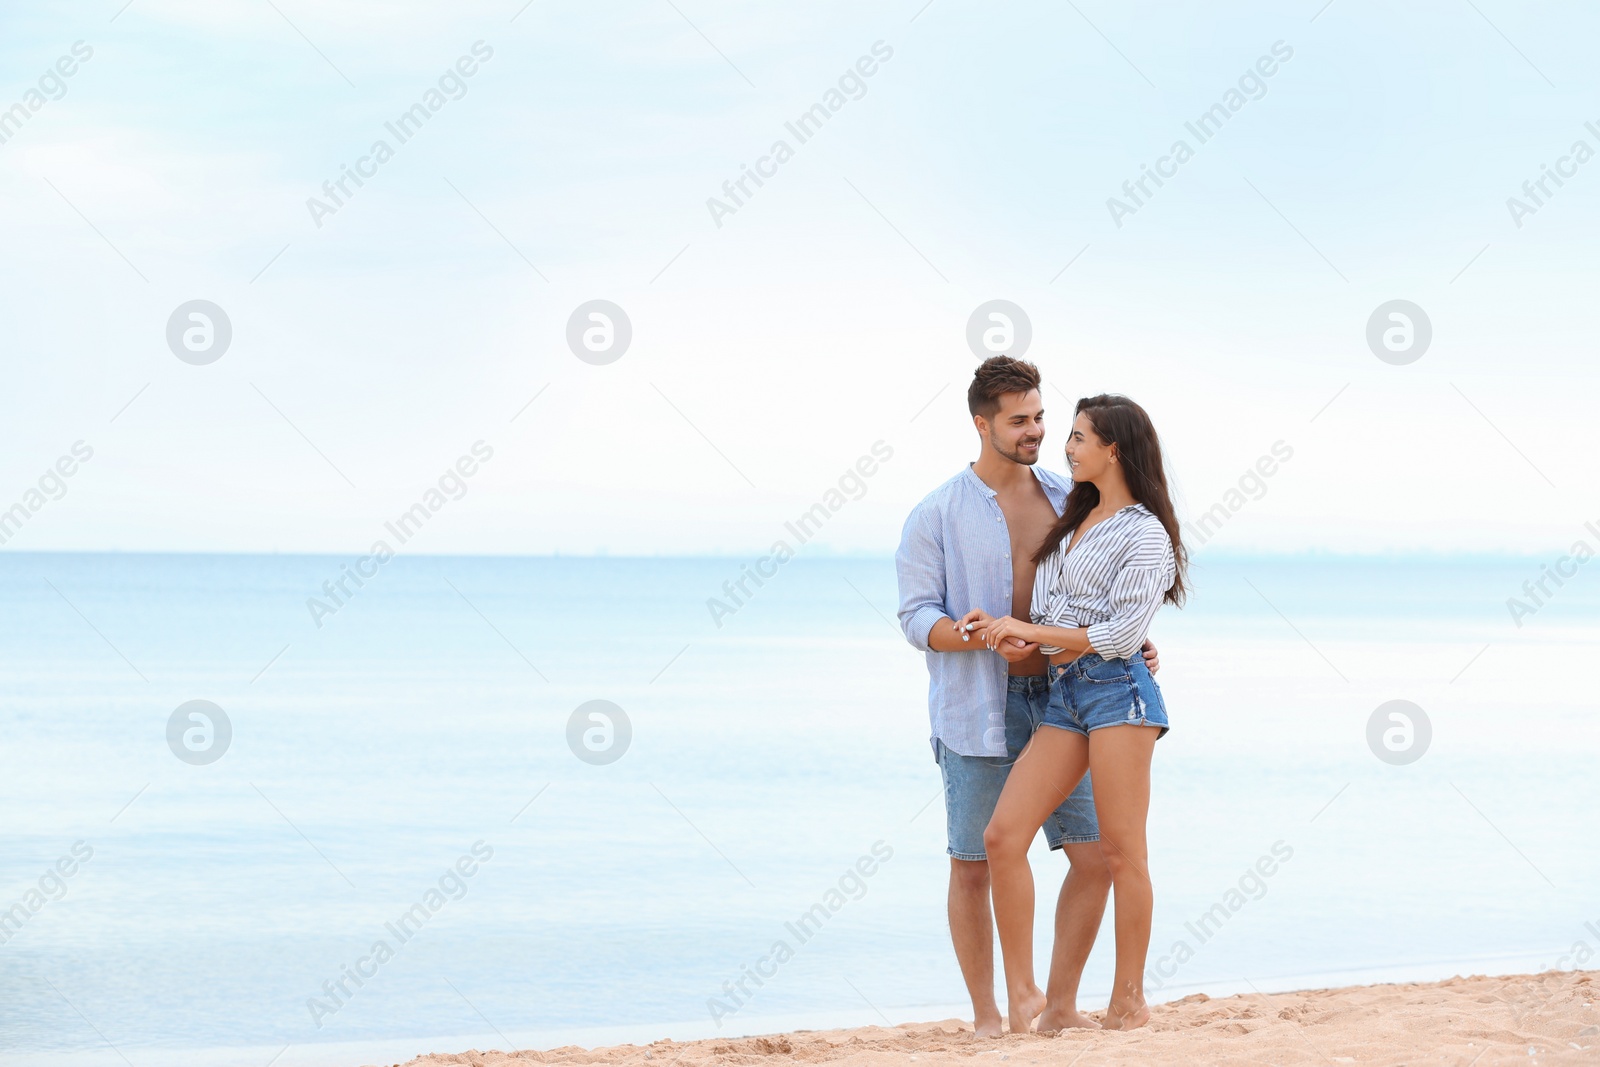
960,393,1186,1033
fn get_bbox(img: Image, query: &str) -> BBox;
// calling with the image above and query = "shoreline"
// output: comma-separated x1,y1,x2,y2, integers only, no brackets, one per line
9,967,1595,1067
389,969,1595,1067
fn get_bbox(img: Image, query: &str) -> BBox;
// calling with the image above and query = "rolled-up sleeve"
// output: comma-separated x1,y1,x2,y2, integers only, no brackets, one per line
1085,522,1174,659
895,503,947,652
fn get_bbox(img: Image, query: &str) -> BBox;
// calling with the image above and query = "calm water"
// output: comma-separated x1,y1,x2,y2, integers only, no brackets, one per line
1,552,1596,1065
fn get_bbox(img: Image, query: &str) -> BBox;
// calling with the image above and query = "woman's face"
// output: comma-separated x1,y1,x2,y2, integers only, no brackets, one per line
1064,411,1115,482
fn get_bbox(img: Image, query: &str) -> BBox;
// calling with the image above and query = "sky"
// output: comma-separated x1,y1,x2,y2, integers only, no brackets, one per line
1,0,1597,556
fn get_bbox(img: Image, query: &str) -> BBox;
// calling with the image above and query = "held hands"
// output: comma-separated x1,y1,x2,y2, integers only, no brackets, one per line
953,612,1162,672
981,615,1036,652
994,634,1039,662
956,609,1039,658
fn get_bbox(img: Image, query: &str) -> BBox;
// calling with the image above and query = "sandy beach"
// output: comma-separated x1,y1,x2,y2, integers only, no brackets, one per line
385,970,1597,1067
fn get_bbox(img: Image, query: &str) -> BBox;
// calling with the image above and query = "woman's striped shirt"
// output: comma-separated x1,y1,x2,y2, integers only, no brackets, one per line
1029,503,1176,659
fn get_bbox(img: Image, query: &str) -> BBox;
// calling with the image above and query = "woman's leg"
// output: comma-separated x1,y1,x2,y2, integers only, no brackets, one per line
1038,840,1110,1031
982,726,1090,1033
1085,722,1161,1030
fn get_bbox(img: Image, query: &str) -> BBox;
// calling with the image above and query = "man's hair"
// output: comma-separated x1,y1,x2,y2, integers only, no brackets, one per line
967,356,1041,419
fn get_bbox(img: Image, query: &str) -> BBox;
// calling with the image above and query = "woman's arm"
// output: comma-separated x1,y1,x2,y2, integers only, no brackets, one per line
964,614,1091,656
964,611,1163,669
1084,525,1176,659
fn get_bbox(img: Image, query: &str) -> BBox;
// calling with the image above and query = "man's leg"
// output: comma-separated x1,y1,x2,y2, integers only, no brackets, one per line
948,857,1004,1037
936,739,1009,1037
1038,840,1110,1031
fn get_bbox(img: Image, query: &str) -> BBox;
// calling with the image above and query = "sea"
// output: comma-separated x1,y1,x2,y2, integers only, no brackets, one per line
2,551,1596,1066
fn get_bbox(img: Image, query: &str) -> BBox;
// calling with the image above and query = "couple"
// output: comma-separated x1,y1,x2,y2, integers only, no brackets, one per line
894,356,1187,1035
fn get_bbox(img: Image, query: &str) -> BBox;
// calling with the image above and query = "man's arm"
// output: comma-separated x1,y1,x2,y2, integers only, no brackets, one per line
925,615,1006,653
894,503,944,651
895,502,987,654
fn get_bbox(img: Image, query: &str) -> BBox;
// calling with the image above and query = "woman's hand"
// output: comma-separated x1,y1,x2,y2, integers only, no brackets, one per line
955,608,993,643
979,615,1036,651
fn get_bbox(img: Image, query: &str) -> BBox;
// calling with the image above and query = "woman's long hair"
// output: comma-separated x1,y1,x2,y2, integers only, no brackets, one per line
1031,394,1188,606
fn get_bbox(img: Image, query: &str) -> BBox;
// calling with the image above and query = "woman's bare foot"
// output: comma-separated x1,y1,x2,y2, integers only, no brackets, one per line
973,1011,1005,1039
1036,1003,1102,1033
1006,986,1047,1034
1101,996,1151,1031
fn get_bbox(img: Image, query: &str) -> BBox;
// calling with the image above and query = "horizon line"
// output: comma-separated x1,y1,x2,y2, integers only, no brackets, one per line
0,546,1571,562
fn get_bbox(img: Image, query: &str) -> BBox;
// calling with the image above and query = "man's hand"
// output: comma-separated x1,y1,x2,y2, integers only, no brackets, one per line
995,636,1040,663
1142,639,1160,675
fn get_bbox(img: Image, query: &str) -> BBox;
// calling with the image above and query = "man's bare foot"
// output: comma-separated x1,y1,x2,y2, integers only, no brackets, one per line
1036,1003,1102,1033
1006,986,1046,1034
973,1011,1005,1039
1102,997,1151,1031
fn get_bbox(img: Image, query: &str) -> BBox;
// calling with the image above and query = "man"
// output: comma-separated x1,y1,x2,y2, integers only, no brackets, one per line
894,356,1159,1036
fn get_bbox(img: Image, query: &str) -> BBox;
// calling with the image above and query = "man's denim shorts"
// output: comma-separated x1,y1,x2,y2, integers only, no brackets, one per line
1043,652,1170,739
934,674,1099,861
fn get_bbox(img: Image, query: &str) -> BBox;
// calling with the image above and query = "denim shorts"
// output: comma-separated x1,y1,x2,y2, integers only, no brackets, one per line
935,674,1099,860
1043,652,1169,739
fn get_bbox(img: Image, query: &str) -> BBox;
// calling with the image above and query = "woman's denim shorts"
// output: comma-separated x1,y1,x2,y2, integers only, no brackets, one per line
1043,651,1170,739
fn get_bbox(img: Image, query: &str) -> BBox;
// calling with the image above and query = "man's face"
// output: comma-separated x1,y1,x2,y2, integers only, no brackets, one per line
980,389,1045,465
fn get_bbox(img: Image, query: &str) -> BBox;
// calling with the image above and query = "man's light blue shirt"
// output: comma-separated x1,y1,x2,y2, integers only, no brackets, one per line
894,463,1073,758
